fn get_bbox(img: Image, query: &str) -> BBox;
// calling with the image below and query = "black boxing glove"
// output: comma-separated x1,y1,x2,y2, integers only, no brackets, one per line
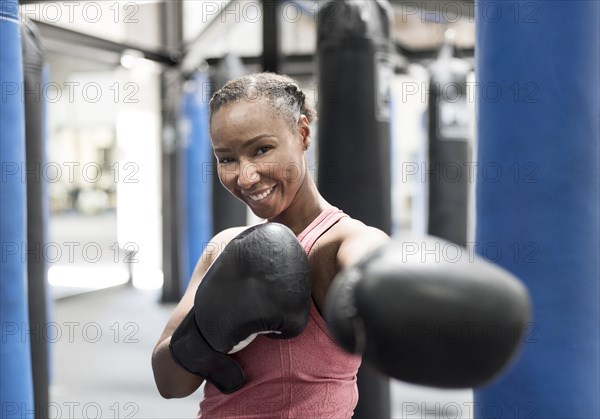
325,235,531,388
195,222,311,352
170,222,311,393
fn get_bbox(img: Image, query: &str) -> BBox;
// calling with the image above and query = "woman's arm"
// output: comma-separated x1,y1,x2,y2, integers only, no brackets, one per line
151,227,245,399
336,223,390,272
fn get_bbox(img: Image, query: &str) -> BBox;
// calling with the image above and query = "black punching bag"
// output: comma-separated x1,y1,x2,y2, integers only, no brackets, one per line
317,1,393,417
209,54,248,233
21,18,50,419
427,32,472,246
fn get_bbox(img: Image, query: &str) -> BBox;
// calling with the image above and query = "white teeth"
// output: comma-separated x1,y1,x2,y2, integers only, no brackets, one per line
249,187,273,201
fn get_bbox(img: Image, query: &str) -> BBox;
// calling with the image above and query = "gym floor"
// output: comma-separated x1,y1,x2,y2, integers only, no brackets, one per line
50,286,472,418
50,287,200,418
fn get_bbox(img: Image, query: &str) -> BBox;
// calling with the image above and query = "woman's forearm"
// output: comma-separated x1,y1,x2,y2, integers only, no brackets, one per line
151,337,204,399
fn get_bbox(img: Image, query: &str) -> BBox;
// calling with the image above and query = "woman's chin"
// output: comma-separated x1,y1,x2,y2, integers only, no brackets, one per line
251,207,279,221
246,187,281,220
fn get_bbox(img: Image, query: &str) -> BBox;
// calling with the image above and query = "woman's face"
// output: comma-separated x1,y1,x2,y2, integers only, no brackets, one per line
210,99,310,220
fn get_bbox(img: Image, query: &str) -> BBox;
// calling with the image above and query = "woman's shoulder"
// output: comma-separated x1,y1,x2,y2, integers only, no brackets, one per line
327,216,390,270
327,216,388,243
211,225,249,243
306,215,390,309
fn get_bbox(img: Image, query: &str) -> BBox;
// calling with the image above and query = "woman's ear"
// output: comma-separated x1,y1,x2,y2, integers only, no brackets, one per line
298,114,311,150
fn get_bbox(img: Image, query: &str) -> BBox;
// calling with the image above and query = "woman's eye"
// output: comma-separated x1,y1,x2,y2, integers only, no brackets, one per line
218,157,234,164
256,146,272,155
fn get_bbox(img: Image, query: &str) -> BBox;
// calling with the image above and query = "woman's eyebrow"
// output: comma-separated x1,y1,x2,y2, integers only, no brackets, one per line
214,134,274,153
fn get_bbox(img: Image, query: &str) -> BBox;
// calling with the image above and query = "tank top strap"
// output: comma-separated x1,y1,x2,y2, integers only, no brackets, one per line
297,206,349,335
297,206,348,254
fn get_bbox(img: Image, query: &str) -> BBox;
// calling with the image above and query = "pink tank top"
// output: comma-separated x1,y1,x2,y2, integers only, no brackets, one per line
198,207,362,418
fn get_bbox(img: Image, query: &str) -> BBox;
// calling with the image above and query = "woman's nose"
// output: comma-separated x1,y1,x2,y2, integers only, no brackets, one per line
237,161,261,189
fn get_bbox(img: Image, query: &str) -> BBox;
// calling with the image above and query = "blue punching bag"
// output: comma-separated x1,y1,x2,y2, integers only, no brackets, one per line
0,0,35,415
179,71,213,289
22,17,50,419
474,1,599,418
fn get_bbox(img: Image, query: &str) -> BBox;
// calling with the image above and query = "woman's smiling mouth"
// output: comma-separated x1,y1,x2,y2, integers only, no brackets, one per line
247,186,275,202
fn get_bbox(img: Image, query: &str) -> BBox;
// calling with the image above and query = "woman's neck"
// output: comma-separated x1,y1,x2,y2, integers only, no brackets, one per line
269,174,331,236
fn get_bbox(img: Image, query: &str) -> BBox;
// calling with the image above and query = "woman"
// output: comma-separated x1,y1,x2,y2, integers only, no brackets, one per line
152,72,389,418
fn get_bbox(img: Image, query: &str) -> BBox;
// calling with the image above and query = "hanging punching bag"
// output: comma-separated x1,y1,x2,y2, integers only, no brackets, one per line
209,54,248,234
0,0,35,414
179,71,213,288
317,1,394,417
474,1,599,418
427,31,472,246
317,0,393,233
21,17,50,419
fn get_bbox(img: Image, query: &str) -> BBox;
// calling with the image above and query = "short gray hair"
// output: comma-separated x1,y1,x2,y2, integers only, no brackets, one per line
209,72,317,131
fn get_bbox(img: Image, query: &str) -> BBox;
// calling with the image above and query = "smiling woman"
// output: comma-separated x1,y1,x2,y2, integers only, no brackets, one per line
151,72,390,418
152,71,531,419
209,73,318,227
